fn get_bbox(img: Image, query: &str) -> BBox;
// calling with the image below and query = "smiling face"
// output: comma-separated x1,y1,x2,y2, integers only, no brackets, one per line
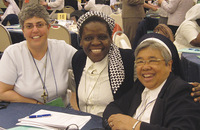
22,16,50,50
136,47,172,90
80,22,112,62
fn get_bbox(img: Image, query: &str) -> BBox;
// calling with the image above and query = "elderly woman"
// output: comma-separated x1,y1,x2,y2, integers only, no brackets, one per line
103,33,200,130
174,4,200,55
0,0,20,25
0,4,76,105
72,11,134,117
158,0,194,35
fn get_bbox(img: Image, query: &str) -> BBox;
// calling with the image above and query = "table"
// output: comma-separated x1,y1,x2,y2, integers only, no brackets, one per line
0,102,103,130
181,52,200,82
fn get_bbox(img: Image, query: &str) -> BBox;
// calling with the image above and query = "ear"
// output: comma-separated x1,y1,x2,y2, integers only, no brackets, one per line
168,60,173,72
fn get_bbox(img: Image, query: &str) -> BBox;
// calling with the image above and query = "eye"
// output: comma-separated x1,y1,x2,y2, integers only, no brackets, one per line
36,23,45,28
84,36,93,41
98,35,108,40
25,24,33,29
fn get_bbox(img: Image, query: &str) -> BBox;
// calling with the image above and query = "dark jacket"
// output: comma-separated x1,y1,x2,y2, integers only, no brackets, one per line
72,49,134,106
103,73,200,130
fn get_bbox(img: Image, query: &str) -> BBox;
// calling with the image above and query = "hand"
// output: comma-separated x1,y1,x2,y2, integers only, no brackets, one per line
40,1,48,6
157,0,164,6
190,82,200,102
108,114,138,130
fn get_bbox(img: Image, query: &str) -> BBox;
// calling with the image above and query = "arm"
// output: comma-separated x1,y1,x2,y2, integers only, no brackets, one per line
70,92,79,110
158,0,180,14
127,0,144,5
190,33,200,47
0,81,39,104
143,3,158,11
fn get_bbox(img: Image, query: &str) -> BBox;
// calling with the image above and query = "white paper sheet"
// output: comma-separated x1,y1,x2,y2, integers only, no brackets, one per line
17,109,91,130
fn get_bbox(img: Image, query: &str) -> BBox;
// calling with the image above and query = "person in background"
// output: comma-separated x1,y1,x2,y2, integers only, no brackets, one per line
122,0,145,45
0,0,20,25
71,11,134,116
40,0,64,13
0,4,76,105
103,33,200,130
158,0,194,35
174,4,200,56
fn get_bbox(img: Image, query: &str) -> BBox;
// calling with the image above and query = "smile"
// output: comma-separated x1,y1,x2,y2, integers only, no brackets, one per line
32,36,40,39
91,49,102,54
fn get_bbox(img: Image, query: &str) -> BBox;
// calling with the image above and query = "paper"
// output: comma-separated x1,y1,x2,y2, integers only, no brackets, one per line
17,109,91,130
178,48,200,53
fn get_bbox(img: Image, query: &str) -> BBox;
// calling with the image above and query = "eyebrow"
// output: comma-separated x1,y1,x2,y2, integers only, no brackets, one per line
24,21,45,25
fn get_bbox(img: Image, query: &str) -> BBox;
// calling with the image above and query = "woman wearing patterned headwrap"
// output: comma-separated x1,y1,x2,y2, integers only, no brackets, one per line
72,11,134,117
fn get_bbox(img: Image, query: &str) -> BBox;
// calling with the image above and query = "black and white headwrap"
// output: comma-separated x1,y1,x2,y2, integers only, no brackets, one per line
77,11,125,94
77,11,115,33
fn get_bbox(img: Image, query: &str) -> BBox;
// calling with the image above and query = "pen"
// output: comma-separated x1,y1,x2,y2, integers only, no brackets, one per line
29,114,51,118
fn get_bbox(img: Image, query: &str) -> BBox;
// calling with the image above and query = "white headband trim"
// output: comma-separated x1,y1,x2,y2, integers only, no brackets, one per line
139,38,172,56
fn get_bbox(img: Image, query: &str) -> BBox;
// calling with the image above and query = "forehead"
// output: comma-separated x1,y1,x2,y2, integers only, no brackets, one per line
83,22,107,31
137,47,163,58
24,17,46,24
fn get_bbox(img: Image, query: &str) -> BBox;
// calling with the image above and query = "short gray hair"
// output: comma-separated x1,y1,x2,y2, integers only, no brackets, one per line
134,41,172,65
18,3,50,28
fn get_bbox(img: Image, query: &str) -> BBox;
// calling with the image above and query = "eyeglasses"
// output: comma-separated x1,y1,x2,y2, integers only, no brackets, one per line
135,58,165,66
24,22,47,30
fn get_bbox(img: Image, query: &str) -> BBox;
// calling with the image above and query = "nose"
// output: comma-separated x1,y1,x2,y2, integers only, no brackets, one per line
32,25,39,32
142,63,151,71
91,38,101,45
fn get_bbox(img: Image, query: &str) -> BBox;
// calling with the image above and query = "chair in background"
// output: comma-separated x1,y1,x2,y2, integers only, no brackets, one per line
0,24,12,52
48,24,71,44
0,24,12,58
112,31,131,49
63,6,75,14
109,12,123,31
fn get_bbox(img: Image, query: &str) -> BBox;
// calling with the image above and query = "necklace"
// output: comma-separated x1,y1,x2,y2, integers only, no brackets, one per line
30,49,48,103
84,65,107,113
29,47,58,103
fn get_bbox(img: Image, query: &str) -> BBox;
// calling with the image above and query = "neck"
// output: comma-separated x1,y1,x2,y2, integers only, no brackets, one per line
29,45,48,60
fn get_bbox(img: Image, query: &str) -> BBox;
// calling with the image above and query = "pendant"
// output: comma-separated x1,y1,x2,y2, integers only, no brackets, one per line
41,91,48,103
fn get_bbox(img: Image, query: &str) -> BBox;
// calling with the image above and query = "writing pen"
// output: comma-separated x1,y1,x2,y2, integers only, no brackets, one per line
29,114,51,118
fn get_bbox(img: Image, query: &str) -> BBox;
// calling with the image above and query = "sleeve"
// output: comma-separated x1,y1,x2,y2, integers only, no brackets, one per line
48,0,64,8
140,80,200,130
0,48,18,85
161,0,180,14
179,21,199,44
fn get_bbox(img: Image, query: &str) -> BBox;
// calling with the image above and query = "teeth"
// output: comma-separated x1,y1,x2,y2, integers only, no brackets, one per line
33,36,40,39
91,49,101,53
143,74,152,78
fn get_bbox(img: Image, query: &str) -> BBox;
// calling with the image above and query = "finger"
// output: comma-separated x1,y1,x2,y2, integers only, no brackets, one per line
191,91,200,97
109,122,114,128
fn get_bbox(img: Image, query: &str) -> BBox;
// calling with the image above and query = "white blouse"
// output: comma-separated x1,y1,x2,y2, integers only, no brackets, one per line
78,55,114,117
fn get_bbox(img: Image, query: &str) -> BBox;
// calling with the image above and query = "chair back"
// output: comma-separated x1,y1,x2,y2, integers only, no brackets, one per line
0,24,12,52
63,6,75,14
109,13,123,31
48,24,71,44
99,5,112,15
112,31,131,49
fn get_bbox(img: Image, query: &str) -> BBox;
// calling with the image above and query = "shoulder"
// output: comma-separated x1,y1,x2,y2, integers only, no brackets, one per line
48,39,77,53
72,49,86,64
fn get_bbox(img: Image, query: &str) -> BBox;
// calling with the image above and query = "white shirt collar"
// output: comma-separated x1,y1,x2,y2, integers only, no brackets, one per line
85,55,108,74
